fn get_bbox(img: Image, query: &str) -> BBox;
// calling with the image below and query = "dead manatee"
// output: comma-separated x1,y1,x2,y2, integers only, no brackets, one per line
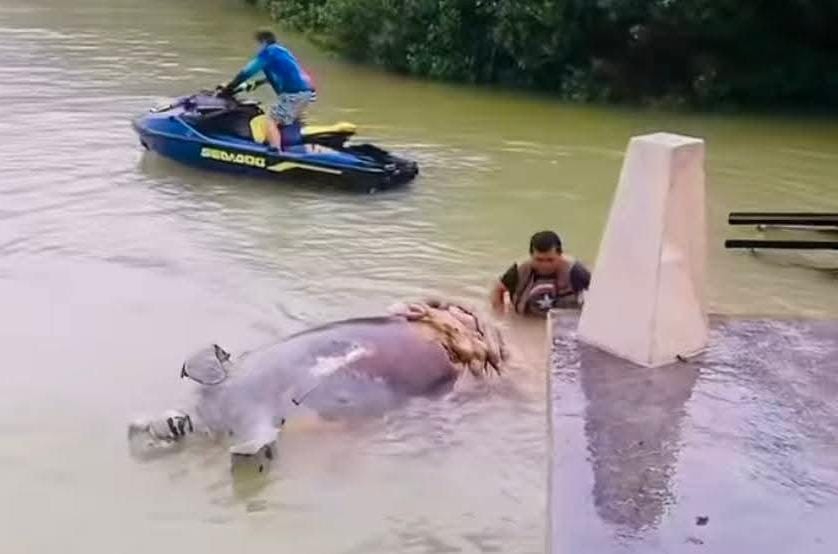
128,299,508,471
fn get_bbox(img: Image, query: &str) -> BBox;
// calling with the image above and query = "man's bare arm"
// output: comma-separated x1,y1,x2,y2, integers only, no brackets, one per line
490,281,508,313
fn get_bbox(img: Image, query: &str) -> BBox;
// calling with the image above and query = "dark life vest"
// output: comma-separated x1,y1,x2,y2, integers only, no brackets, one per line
512,260,580,316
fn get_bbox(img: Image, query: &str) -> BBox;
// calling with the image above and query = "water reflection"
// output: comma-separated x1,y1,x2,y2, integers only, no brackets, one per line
549,311,699,538
578,347,698,533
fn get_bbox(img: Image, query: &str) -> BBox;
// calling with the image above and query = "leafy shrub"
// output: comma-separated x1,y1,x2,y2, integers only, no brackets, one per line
258,0,838,108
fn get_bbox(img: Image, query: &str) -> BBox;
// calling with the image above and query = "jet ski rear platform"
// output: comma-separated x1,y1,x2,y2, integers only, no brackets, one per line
132,88,419,192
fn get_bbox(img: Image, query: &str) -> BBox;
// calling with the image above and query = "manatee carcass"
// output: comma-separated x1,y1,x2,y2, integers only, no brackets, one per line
128,299,508,467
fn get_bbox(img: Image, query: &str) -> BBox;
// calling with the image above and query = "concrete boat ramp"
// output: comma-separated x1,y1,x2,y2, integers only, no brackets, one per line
546,131,837,552
549,311,838,553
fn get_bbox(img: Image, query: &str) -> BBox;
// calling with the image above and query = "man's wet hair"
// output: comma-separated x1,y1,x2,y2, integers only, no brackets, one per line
529,230,563,254
254,29,277,44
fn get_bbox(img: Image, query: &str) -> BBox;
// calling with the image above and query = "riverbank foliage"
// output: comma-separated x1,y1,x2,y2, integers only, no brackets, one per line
249,0,838,109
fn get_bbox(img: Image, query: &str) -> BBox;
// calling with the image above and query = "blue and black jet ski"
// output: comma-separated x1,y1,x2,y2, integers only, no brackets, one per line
132,81,419,191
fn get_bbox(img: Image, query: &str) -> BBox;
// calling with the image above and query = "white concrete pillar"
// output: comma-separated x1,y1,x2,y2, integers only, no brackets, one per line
577,132,708,367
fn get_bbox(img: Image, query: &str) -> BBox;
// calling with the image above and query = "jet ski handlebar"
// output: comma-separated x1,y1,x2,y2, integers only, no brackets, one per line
235,78,268,93
215,78,268,98
148,79,269,113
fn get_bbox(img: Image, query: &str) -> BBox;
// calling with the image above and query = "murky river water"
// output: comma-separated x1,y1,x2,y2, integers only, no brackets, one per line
1,0,836,552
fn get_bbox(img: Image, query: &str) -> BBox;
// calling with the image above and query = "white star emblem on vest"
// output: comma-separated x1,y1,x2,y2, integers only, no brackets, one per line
535,294,554,312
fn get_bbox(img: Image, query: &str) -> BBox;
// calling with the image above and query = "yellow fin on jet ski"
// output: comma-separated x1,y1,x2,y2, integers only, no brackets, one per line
302,122,357,137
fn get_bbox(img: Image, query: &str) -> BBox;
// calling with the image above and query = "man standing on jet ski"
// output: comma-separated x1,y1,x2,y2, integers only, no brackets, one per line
218,29,316,151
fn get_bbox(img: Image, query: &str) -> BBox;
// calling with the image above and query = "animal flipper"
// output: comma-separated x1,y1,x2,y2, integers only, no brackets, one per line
229,420,279,476
181,344,231,386
228,419,279,457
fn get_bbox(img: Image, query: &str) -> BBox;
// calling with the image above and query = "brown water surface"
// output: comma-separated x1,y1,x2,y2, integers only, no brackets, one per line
1,1,836,552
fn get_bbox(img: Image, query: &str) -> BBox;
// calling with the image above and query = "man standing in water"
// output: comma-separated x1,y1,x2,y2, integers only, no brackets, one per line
491,230,591,317
219,29,316,151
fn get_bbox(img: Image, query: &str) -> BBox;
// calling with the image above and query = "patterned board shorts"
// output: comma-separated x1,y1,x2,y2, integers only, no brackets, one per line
269,90,317,125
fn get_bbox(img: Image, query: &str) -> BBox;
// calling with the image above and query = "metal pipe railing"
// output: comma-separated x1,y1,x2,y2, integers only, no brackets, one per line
728,212,838,227
725,239,838,250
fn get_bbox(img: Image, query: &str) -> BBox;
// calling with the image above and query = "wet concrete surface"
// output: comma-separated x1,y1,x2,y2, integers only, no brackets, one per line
549,311,838,553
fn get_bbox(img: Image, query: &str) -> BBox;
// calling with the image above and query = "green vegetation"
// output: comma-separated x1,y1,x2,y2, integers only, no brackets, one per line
249,0,838,109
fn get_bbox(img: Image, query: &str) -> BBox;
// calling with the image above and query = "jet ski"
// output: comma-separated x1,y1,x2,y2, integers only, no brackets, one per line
131,80,419,191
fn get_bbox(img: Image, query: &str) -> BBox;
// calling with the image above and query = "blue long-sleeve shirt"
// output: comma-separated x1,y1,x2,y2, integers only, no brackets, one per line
231,43,314,95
